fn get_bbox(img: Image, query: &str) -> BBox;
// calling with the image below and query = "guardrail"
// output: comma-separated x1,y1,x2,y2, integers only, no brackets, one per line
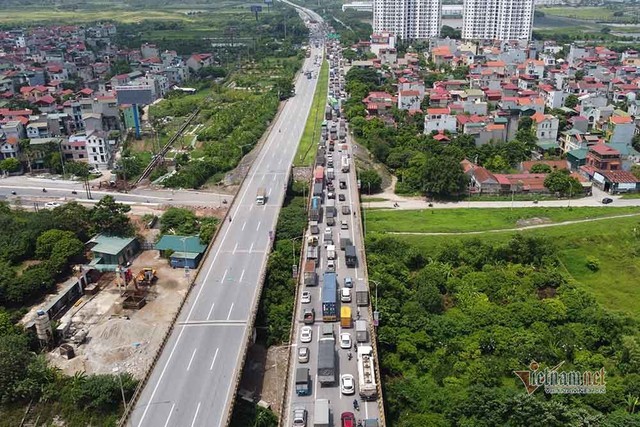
134,108,200,186
118,196,227,426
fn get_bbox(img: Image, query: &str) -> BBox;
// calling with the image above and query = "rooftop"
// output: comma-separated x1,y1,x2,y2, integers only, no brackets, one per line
88,234,137,255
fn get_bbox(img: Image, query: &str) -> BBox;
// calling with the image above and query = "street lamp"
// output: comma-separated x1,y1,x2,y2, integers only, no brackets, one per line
112,367,127,411
180,236,190,279
290,235,305,278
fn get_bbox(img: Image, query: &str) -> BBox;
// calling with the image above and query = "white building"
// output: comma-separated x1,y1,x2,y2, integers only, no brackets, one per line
461,0,535,41
373,0,442,40
424,107,457,134
86,130,112,170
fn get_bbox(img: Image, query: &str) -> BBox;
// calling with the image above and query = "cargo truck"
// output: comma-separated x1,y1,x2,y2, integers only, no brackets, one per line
306,245,319,260
309,197,321,222
314,166,325,183
314,398,330,427
357,345,378,399
345,245,357,267
309,221,319,235
341,155,350,173
303,260,317,286
326,168,335,180
356,320,368,343
322,272,337,321
339,230,352,250
317,339,336,385
295,367,311,396
341,306,352,328
256,187,267,205
356,281,369,306
325,199,337,223
327,245,336,260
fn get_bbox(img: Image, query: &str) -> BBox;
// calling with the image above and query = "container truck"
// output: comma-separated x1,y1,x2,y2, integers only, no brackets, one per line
339,230,352,250
356,281,369,306
356,320,368,343
309,197,321,221
322,272,337,321
341,306,352,328
325,199,337,221
306,245,319,260
357,345,378,399
314,398,330,427
314,166,325,183
303,260,317,286
326,168,335,180
317,339,336,385
295,367,311,396
313,182,323,197
345,245,357,267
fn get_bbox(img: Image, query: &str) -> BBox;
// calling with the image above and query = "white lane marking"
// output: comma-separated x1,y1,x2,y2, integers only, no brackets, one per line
222,269,228,281
233,243,238,254
256,220,261,231
272,173,277,182
187,348,197,371
239,269,245,283
162,403,176,427
227,303,234,320
207,303,215,320
250,242,254,253
190,402,201,427
209,348,219,370
314,373,319,399
242,221,246,231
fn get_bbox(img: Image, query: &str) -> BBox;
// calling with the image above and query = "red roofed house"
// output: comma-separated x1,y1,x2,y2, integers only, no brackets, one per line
607,115,634,144
0,135,20,160
187,53,214,72
593,169,640,193
363,91,394,115
462,160,501,194
397,90,422,111
425,107,456,134
586,144,622,171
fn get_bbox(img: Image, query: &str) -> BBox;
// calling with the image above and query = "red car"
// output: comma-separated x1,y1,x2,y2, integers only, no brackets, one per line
341,412,356,427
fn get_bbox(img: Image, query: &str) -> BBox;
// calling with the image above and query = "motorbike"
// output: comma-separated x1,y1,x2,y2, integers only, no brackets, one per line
11,191,16,195
353,399,359,411
71,190,77,195
347,352,352,361
222,199,228,204
42,188,47,192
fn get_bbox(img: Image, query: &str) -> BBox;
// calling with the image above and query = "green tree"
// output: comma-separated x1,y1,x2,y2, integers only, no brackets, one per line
544,169,582,196
565,94,579,109
530,163,552,173
0,157,21,173
65,161,90,178
160,207,198,235
421,154,468,197
90,196,134,237
518,116,533,130
359,169,383,194
36,229,76,259
0,334,33,402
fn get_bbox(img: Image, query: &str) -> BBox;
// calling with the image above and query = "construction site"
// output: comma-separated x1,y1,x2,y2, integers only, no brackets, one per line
20,215,203,380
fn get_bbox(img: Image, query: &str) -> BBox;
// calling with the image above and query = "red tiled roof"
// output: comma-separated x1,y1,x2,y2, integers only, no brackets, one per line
590,144,620,156
599,170,640,184
427,107,450,115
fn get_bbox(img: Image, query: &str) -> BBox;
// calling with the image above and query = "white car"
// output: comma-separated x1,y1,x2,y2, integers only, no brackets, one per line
298,346,309,363
44,202,61,209
340,374,355,395
301,291,311,304
300,326,313,343
327,259,336,273
340,332,352,349
341,288,352,303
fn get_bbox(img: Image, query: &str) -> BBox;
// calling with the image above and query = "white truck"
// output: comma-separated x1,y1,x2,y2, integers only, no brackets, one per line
357,345,378,399
326,244,336,260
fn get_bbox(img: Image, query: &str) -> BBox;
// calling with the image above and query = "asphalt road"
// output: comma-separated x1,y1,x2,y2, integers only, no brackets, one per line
127,18,325,427
284,40,381,426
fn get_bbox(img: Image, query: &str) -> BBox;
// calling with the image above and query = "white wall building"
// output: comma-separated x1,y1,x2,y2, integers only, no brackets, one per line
373,0,442,40
85,130,112,170
462,0,535,41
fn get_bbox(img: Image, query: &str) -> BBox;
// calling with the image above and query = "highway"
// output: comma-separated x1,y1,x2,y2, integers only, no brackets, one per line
284,38,382,426
126,7,326,427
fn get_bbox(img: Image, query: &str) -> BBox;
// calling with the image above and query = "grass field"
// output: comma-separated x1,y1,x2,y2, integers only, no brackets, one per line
540,7,615,21
365,206,640,234
294,59,329,167
389,215,640,320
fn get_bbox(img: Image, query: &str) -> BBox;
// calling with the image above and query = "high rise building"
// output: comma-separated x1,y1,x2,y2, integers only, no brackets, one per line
462,0,535,41
373,0,442,40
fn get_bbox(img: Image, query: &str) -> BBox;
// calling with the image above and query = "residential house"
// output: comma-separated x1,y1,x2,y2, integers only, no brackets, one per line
424,107,456,134
87,234,139,269
592,170,640,194
531,112,559,144
586,144,622,171
607,115,634,145
397,90,422,111
0,133,19,160
63,133,88,162
186,53,214,73
85,130,111,170
462,160,501,194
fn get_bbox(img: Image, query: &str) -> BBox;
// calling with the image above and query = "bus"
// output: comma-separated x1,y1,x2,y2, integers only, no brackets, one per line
256,187,267,205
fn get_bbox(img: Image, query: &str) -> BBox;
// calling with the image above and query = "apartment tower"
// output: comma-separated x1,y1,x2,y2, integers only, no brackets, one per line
373,0,442,40
462,0,535,41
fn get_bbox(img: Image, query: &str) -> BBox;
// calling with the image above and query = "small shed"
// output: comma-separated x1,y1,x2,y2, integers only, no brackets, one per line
87,234,139,267
154,235,207,269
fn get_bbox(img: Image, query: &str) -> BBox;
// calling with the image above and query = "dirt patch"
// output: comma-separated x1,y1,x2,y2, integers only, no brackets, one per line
238,344,290,415
46,249,190,379
516,217,552,227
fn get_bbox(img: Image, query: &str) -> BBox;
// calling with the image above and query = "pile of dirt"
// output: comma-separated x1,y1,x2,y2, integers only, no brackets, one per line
516,217,552,227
